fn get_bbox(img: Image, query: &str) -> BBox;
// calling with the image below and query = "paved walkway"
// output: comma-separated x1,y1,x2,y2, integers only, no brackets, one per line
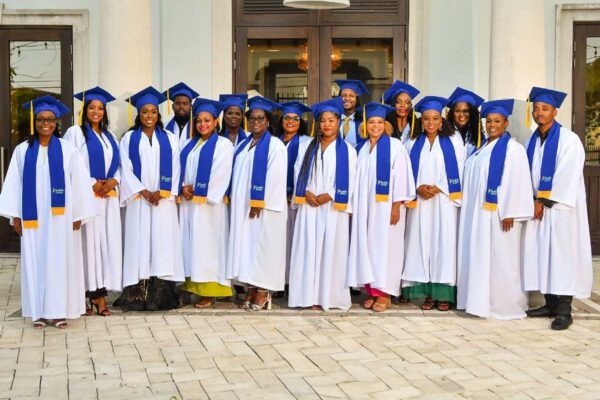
1,256,599,400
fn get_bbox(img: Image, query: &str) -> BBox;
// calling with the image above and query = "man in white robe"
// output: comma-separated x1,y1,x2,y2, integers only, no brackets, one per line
163,82,199,149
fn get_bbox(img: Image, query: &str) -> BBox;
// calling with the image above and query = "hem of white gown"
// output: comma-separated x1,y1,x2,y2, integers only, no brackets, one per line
462,309,527,321
525,288,592,299
231,277,284,292
288,301,351,311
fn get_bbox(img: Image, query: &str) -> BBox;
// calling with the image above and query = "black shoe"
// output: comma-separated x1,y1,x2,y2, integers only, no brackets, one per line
551,315,573,330
350,288,362,296
526,305,557,318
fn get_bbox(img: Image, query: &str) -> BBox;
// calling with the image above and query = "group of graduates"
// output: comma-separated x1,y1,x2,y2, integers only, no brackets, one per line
0,78,592,332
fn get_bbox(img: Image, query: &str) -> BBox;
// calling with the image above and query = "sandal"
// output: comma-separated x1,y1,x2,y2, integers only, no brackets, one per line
240,288,256,310
194,297,215,309
250,289,272,311
437,301,450,312
91,298,112,317
421,298,435,311
33,319,47,329
53,319,68,329
363,297,376,309
310,305,323,311
372,296,391,313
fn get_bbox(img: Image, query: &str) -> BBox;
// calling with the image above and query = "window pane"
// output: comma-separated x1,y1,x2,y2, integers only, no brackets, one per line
247,39,308,105
331,38,393,103
586,37,600,165
10,41,62,149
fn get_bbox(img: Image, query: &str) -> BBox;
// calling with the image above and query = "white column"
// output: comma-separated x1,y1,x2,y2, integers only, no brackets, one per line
98,0,153,136
211,0,233,98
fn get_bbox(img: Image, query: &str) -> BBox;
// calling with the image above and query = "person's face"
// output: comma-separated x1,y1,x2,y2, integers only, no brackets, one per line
283,113,300,135
341,88,357,113
532,102,557,128
224,106,243,130
422,110,442,135
172,95,191,117
485,113,509,139
195,111,218,137
319,111,339,139
86,100,105,126
35,110,57,138
395,92,412,117
248,109,268,135
367,116,385,140
453,101,470,127
140,104,158,129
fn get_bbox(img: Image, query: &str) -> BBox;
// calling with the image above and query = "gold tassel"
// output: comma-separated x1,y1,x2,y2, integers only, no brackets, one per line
249,199,265,208
243,99,248,132
410,108,415,137
23,220,38,229
78,91,85,126
482,202,497,211
477,117,482,149
167,88,171,116
333,202,347,211
310,120,315,137
375,194,389,202
525,96,531,129
537,191,551,199
362,105,367,138
381,93,385,104
189,108,193,138
30,101,34,136
445,107,448,118
406,200,418,209
223,195,229,204
128,98,133,127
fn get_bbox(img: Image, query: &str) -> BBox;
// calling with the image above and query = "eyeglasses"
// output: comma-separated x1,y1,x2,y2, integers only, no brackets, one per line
454,109,470,115
283,115,300,122
248,116,266,123
35,117,57,124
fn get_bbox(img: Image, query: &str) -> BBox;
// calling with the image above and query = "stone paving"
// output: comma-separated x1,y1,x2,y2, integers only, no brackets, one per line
1,255,600,400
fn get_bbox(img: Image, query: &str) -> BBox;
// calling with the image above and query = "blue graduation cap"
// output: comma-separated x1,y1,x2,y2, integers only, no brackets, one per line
281,101,312,117
192,98,226,119
528,87,567,108
481,99,514,118
383,80,420,105
311,97,344,118
23,95,70,118
247,96,281,113
128,86,167,112
335,79,369,96
219,94,248,112
414,96,449,114
74,86,115,105
448,87,484,108
164,82,199,101
364,102,394,120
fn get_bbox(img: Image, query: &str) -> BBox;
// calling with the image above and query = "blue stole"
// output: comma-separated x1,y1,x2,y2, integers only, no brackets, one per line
281,134,300,197
84,125,120,197
407,134,461,208
483,132,511,211
166,118,191,140
22,136,65,229
128,128,173,198
355,135,391,202
295,136,350,211
178,133,218,204
220,128,247,145
526,121,561,199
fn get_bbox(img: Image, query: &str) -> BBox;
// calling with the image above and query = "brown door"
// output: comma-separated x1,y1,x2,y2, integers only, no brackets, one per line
573,23,600,255
0,26,73,253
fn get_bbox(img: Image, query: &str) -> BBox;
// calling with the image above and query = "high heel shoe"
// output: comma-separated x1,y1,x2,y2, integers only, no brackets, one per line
240,288,256,310
250,290,272,311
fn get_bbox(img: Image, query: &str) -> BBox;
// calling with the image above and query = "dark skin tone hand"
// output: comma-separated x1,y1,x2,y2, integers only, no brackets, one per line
181,185,194,201
416,184,441,200
140,189,162,206
249,207,262,219
390,201,402,225
93,178,119,198
501,218,514,232
534,200,544,220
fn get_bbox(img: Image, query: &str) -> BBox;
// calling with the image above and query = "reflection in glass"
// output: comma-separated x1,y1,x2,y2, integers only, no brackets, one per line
331,38,393,104
586,37,600,165
247,39,308,105
9,41,62,149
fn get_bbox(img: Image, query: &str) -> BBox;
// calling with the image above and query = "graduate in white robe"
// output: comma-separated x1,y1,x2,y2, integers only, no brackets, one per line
178,98,234,308
457,100,534,320
347,102,415,312
288,97,357,311
163,82,199,149
336,79,368,147
522,87,593,330
0,96,96,328
226,96,287,311
115,86,184,312
64,86,122,317
446,87,486,158
382,80,420,144
402,96,466,311
219,94,250,147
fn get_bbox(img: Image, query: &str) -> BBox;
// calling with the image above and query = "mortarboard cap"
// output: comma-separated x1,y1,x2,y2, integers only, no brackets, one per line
192,98,226,119
246,96,281,113
335,79,369,96
481,99,514,118
219,94,248,112
414,96,449,114
23,95,70,118
163,82,199,101
74,86,115,105
281,101,312,117
364,102,395,120
127,86,167,112
528,86,567,108
311,97,344,119
383,80,420,105
447,87,484,108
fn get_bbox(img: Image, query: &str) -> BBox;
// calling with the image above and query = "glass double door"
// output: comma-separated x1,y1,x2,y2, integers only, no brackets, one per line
0,26,73,252
234,26,405,106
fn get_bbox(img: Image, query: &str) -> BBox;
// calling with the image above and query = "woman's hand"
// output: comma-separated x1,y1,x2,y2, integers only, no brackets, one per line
148,191,162,205
249,206,262,219
501,218,514,232
390,201,401,225
305,190,320,207
97,178,118,197
13,217,22,236
92,180,104,195
181,185,194,201
73,220,82,231
534,200,544,220
316,193,333,205
416,185,437,200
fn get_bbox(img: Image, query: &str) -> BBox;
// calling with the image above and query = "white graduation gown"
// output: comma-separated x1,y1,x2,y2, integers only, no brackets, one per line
402,133,466,288
166,119,189,150
457,138,534,319
119,129,184,287
179,136,233,285
225,136,287,291
522,127,593,298
0,139,96,321
347,137,415,296
288,140,357,310
284,135,312,283
63,126,123,292
400,123,411,144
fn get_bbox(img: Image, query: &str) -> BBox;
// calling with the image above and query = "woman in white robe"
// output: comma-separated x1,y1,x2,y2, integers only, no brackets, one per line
64,86,122,316
114,86,184,312
226,97,287,311
288,97,357,311
383,80,420,144
178,98,234,308
219,94,250,147
0,96,95,328
402,96,466,311
446,87,485,158
457,100,534,320
348,102,415,312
